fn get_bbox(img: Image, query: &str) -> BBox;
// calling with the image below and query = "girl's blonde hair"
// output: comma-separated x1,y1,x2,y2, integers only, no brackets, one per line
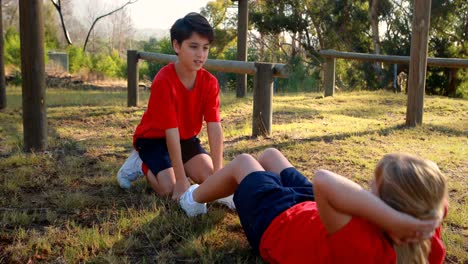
374,153,447,264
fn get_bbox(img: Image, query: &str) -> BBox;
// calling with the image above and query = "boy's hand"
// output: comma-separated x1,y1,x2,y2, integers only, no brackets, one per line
172,178,191,200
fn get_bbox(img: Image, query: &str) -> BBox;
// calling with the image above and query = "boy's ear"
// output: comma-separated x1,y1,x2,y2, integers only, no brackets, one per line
172,39,180,54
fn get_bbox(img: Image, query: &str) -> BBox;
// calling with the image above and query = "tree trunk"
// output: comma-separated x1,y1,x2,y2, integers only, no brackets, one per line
0,0,6,110
369,0,382,73
369,0,380,55
446,68,459,97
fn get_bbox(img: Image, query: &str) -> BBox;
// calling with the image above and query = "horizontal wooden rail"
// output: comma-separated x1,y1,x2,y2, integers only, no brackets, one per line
320,49,468,97
319,49,468,68
138,51,288,78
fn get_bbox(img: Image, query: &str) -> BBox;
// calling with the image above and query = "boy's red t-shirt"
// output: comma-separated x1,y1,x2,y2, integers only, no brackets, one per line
133,63,220,144
259,201,446,264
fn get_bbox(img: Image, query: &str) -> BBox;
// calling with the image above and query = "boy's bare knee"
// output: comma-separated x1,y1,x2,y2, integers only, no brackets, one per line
157,184,174,197
191,171,210,184
185,154,213,183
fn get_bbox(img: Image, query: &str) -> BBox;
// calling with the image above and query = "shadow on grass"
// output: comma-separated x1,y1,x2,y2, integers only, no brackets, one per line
224,122,466,157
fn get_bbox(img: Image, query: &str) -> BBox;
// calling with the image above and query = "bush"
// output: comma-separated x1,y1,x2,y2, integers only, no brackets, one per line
93,52,120,78
67,46,91,74
4,28,21,68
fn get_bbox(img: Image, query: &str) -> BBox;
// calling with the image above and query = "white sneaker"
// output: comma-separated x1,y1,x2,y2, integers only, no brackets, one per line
215,194,236,210
117,149,144,189
179,184,207,217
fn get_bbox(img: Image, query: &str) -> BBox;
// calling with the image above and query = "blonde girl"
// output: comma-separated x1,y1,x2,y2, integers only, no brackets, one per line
179,148,446,263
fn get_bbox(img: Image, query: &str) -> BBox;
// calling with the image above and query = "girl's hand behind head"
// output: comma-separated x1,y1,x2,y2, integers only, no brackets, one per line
388,215,440,245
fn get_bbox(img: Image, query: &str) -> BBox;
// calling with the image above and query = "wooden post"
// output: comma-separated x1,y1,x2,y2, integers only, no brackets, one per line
252,63,273,137
236,0,248,98
127,50,139,107
19,0,47,151
0,1,6,110
324,57,335,97
406,0,431,126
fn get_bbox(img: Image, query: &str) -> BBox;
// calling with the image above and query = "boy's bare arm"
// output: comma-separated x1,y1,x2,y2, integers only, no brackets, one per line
313,169,438,240
207,122,224,172
165,128,190,200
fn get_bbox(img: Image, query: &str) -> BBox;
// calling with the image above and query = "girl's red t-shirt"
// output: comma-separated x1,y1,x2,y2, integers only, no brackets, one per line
260,201,445,264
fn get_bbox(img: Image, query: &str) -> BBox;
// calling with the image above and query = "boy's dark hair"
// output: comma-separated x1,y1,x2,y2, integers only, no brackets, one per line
170,12,214,46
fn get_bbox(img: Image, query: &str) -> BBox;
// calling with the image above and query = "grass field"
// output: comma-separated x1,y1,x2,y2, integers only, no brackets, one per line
0,85,467,263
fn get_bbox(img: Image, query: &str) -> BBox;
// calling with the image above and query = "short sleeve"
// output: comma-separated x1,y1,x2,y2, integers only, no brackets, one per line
203,78,221,122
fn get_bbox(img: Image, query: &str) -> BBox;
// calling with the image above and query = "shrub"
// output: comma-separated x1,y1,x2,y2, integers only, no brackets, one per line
4,28,21,68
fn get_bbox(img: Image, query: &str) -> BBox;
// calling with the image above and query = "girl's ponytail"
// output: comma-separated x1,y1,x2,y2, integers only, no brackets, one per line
394,237,431,264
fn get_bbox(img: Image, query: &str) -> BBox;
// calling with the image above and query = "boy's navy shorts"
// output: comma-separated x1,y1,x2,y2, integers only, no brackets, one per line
135,137,207,176
233,167,314,254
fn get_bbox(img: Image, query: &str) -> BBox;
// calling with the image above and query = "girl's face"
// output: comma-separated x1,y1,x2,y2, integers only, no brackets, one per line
173,32,210,72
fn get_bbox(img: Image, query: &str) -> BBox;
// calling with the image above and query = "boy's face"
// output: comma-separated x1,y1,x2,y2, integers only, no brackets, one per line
173,32,210,72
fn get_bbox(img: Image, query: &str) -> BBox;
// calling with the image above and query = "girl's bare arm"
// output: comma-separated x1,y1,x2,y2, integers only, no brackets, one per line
313,169,438,240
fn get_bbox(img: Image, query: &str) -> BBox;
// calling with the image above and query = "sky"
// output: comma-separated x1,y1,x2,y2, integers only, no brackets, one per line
129,0,212,30
74,0,212,30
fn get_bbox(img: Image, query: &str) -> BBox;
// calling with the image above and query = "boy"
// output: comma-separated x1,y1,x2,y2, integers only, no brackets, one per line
117,13,232,207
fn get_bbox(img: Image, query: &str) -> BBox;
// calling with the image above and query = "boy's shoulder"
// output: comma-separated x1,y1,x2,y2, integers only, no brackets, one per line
197,67,219,86
154,63,176,81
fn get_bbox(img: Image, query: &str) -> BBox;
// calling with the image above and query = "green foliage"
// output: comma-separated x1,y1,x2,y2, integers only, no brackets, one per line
277,56,320,93
140,37,174,80
381,0,467,97
43,3,60,50
4,27,21,68
336,60,367,91
201,0,238,59
92,50,126,78
425,0,468,97
66,46,126,79
67,45,90,73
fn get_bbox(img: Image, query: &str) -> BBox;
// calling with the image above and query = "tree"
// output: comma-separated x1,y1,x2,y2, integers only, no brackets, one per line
82,0,137,52
369,0,380,56
382,0,467,97
107,5,134,56
48,0,137,52
0,0,6,110
426,0,467,97
200,0,237,59
250,0,377,91
1,0,19,30
50,0,72,45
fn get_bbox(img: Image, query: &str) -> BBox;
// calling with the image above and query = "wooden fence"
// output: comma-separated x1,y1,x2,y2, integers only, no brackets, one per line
127,50,288,137
320,49,468,97
128,50,468,137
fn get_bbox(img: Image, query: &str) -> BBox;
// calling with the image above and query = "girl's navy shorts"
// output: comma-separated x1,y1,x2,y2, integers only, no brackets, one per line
233,167,314,253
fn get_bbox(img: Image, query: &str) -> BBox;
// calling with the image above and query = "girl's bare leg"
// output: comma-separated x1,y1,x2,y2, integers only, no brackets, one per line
192,154,264,203
257,148,293,174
